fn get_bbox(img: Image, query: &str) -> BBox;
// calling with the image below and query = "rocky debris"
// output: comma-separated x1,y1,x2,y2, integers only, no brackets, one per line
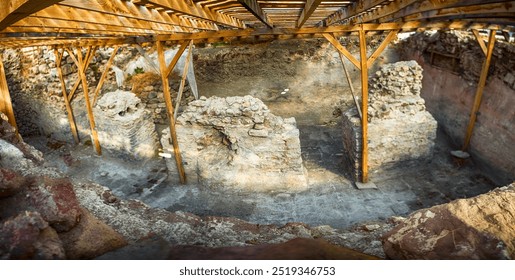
0,176,82,232
341,61,437,181
383,183,515,259
0,168,27,198
0,211,65,260
162,95,308,191
74,182,394,258
59,208,127,259
397,30,515,90
94,90,159,159
167,238,379,260
0,113,43,163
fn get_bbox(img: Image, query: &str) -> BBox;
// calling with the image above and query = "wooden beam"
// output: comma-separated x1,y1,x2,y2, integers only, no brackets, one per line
92,46,120,106
462,29,497,151
165,41,190,78
174,41,194,121
297,0,323,28
68,47,102,155
133,0,246,29
157,40,186,184
323,0,390,26
65,46,97,102
339,52,362,120
0,0,63,30
472,29,488,56
238,0,274,28
367,30,399,68
359,28,369,183
322,33,361,70
54,48,79,144
0,56,19,133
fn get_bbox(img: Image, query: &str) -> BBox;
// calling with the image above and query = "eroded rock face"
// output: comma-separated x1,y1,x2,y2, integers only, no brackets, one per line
94,90,158,159
161,95,307,191
382,183,515,259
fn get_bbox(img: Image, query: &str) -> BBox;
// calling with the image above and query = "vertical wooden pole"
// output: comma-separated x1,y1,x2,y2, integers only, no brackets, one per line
54,48,80,144
462,30,496,151
0,57,18,133
73,47,102,155
359,28,369,183
174,40,193,121
157,40,187,184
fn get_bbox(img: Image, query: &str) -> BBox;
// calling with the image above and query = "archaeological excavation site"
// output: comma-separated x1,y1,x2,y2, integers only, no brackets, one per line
0,0,514,260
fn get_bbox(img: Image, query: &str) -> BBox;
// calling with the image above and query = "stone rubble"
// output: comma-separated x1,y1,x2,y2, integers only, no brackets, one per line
161,95,308,191
94,90,159,159
383,183,515,259
341,61,437,181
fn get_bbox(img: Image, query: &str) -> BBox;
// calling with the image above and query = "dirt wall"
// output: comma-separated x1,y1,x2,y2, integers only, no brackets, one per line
397,32,515,184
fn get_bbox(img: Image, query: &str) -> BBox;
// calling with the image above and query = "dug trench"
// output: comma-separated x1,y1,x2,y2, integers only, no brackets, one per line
1,33,514,259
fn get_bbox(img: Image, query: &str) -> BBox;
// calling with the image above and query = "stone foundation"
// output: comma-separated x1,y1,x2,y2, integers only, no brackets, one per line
94,90,158,159
161,95,308,191
342,61,437,181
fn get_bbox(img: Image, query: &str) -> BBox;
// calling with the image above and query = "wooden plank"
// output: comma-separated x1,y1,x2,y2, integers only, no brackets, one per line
157,40,186,184
367,29,399,68
174,41,193,121
237,0,274,28
66,46,97,102
322,33,361,70
71,47,102,155
54,48,79,144
359,29,369,183
0,56,18,132
472,29,488,56
297,0,323,28
323,0,390,26
462,29,497,151
339,52,362,120
0,0,63,30
165,41,190,78
92,46,120,106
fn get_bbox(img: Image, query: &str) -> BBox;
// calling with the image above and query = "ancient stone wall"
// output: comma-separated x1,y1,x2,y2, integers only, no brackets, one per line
94,90,158,159
161,95,308,191
342,61,437,181
397,31,515,184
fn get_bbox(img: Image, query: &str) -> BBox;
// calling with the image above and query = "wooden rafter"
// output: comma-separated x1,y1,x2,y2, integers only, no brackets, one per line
0,57,19,133
133,0,246,28
0,0,63,31
238,0,274,28
298,0,324,28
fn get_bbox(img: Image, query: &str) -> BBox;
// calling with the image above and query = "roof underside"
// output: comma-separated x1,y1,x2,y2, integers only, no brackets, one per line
0,0,514,47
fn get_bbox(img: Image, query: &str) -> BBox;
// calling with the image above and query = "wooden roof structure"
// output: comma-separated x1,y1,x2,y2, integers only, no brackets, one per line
0,0,514,47
0,1,513,184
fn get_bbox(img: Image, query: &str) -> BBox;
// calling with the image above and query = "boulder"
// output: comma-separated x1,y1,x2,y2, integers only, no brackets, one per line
59,208,127,259
383,183,515,259
0,211,65,259
0,177,82,232
0,168,27,198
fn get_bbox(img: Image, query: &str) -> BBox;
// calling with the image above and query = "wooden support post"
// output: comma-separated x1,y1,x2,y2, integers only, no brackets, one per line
359,28,369,183
462,30,496,151
165,41,190,78
322,33,361,70
338,52,362,120
68,47,102,155
65,46,97,102
93,46,120,105
174,41,193,121
157,40,187,184
0,56,19,133
54,48,80,144
471,29,488,56
367,30,399,68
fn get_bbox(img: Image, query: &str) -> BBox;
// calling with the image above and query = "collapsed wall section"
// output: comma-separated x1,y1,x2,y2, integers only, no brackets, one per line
342,61,437,181
161,95,308,191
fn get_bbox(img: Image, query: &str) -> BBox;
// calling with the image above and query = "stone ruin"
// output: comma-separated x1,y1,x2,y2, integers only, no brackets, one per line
161,95,308,191
342,61,437,181
94,90,159,159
